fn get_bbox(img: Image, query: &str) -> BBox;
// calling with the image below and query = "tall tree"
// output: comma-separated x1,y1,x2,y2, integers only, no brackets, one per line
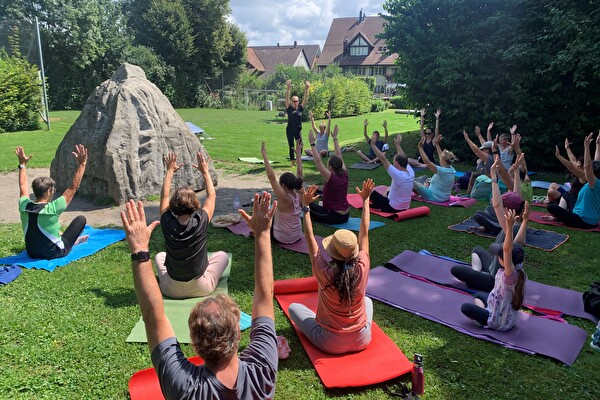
382,0,600,168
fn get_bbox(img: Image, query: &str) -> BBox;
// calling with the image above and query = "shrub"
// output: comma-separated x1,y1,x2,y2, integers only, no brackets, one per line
389,95,407,109
306,75,371,117
371,98,387,112
0,51,41,133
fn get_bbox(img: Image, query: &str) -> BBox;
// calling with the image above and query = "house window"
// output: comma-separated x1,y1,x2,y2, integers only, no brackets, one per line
373,67,387,76
349,37,369,56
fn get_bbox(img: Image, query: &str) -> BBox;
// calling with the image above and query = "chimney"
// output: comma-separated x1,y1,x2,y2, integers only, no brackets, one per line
359,8,363,22
294,41,297,48
277,42,279,48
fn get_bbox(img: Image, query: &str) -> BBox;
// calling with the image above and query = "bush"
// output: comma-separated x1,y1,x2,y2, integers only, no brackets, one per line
389,95,408,109
0,51,41,133
306,76,371,118
371,98,387,112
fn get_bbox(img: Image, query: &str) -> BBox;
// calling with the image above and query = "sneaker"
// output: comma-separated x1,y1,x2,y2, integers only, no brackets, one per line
591,341,600,352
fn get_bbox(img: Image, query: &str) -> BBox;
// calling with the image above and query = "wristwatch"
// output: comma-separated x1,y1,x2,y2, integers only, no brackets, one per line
310,142,316,147
302,205,310,213
18,164,26,170
131,251,151,262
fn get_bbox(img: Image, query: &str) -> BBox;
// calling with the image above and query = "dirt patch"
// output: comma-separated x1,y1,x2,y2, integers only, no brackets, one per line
1,168,272,227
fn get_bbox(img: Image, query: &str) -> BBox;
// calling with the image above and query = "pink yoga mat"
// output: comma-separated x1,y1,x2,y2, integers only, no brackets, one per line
411,193,478,208
274,276,413,388
528,211,600,232
347,186,431,221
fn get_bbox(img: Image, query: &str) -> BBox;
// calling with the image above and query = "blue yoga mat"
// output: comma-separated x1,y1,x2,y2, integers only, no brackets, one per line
323,217,385,232
0,226,125,272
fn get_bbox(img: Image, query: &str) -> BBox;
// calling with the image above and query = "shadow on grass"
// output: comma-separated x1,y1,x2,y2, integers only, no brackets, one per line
87,287,137,308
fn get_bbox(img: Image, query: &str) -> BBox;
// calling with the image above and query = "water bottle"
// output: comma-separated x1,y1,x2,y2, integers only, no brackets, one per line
232,193,241,214
411,353,424,395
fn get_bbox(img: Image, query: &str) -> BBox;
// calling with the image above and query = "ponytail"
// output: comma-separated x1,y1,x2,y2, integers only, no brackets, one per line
512,269,527,310
329,258,360,306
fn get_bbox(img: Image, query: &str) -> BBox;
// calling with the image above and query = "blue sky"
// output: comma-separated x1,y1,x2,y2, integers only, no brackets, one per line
229,1,386,47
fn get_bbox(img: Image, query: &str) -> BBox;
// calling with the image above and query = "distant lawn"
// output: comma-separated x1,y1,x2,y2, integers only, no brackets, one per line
0,108,598,399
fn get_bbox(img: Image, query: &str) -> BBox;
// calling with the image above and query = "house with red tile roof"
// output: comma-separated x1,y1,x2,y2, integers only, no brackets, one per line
246,42,321,78
317,10,398,94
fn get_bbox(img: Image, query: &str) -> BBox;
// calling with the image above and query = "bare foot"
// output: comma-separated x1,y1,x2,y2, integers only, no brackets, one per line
541,215,556,221
75,235,89,245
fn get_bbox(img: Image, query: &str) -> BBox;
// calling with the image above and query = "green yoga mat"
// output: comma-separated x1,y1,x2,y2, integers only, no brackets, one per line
238,157,279,164
126,253,249,343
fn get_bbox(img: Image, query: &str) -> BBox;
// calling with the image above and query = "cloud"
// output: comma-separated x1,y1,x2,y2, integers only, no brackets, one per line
229,0,384,47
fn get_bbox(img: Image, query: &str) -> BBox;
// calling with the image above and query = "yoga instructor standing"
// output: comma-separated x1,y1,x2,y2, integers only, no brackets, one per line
285,79,310,166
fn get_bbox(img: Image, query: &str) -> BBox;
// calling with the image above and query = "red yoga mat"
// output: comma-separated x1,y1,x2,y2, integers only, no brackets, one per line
274,277,413,389
529,211,600,232
347,192,430,221
129,356,204,400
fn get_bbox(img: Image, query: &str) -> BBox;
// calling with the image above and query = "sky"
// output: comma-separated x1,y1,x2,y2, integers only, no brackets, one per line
228,1,386,48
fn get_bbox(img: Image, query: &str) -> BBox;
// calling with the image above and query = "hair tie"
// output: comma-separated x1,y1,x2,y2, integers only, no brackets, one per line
343,263,352,271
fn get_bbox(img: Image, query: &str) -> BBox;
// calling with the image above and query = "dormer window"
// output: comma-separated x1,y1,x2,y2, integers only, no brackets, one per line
349,37,369,56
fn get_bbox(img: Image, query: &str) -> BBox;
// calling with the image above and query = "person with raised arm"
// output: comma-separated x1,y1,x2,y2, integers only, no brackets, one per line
16,144,89,259
413,134,457,202
369,133,414,212
261,140,304,243
356,119,389,163
288,179,374,354
305,110,331,158
547,132,600,228
285,79,310,166
123,191,278,399
416,108,441,163
154,151,228,299
460,207,527,331
306,125,351,224
545,138,586,211
451,157,530,292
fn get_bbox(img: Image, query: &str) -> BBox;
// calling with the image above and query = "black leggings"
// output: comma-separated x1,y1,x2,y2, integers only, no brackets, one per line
547,203,597,229
309,203,350,224
450,246,495,293
286,128,301,161
369,190,405,213
461,292,490,326
27,215,87,259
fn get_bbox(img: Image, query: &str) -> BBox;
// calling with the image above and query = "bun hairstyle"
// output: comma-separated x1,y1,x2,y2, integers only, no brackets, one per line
279,172,303,191
441,150,458,164
328,155,344,175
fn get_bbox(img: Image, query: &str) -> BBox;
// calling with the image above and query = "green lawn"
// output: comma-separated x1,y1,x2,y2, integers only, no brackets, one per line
0,109,598,399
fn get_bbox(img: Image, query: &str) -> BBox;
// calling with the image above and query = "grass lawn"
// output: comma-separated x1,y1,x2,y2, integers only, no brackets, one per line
0,108,599,399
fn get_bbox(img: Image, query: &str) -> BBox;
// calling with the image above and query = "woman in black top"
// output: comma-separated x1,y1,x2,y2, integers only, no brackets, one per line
285,79,310,166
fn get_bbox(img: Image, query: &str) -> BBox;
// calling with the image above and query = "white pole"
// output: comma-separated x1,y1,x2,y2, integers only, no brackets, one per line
35,17,50,130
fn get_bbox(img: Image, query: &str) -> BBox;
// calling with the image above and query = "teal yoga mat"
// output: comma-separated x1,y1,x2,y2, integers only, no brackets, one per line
126,253,251,343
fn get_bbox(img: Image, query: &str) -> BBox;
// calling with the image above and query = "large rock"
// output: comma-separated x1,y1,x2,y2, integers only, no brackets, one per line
50,63,217,204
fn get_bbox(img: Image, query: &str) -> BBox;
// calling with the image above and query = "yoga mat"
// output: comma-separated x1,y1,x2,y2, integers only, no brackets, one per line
238,157,279,164
0,225,125,272
225,218,323,254
367,267,588,365
454,170,467,178
349,162,381,170
127,254,252,343
129,356,204,400
0,265,21,285
411,193,478,208
528,211,600,232
347,188,431,221
531,180,568,190
448,217,570,251
384,250,598,322
274,277,413,389
320,217,385,232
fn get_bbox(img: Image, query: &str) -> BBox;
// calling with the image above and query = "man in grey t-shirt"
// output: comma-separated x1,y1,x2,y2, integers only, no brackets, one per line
122,192,278,399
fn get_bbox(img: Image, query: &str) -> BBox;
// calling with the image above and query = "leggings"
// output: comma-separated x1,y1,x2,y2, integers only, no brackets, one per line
450,247,495,292
308,202,350,224
26,215,87,259
286,128,301,161
547,203,597,229
369,190,405,213
289,297,373,354
461,292,490,326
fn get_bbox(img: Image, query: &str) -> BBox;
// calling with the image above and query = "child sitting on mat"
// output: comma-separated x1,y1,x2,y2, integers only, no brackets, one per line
289,179,374,354
461,208,527,331
451,158,529,293
262,141,304,244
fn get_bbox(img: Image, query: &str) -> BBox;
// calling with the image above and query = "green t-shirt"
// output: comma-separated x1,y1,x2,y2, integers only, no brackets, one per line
19,196,67,242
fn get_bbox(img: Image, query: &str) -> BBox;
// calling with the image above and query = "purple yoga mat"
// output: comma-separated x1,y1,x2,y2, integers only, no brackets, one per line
411,193,478,208
384,250,598,323
367,267,588,365
226,219,322,255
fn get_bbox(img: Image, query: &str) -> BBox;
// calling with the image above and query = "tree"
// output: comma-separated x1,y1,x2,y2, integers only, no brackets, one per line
381,0,600,169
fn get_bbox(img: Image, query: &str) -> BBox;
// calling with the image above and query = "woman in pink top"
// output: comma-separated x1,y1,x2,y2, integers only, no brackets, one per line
306,125,351,224
261,141,303,244
289,179,374,354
